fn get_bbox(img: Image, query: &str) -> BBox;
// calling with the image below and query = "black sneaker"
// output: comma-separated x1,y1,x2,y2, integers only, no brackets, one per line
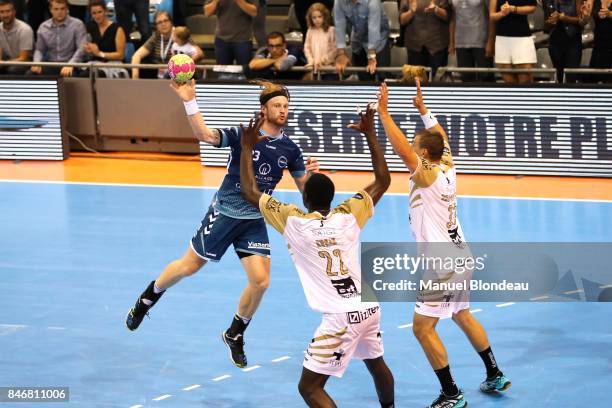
222,330,247,368
427,390,467,408
125,281,163,331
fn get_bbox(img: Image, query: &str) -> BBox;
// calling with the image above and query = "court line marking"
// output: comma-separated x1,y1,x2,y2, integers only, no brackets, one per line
470,308,483,313
212,375,231,382
563,289,584,295
3,179,611,203
398,323,413,329
271,356,291,363
242,365,261,373
0,324,27,328
47,326,67,330
129,405,144,408
152,394,172,401
530,295,550,301
182,384,201,391
496,302,516,308
600,284,612,289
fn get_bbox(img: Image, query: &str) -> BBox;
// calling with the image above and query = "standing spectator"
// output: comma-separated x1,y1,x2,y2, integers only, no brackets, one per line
334,0,391,81
0,0,33,75
544,0,582,82
449,0,494,81
115,0,150,45
295,0,334,37
29,0,87,77
304,2,337,78
582,0,612,82
27,0,49,35
205,0,257,66
81,0,127,77
131,11,174,79
253,0,267,47
489,0,537,83
245,31,303,79
401,0,451,79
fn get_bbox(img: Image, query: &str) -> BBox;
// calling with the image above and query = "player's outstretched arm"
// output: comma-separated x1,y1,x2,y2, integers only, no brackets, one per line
347,103,391,205
377,82,420,173
412,77,448,142
239,115,267,207
170,79,221,145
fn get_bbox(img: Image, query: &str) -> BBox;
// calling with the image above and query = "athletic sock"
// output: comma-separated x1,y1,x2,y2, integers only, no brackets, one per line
380,400,395,408
434,365,459,397
478,346,502,379
226,314,251,337
141,280,164,306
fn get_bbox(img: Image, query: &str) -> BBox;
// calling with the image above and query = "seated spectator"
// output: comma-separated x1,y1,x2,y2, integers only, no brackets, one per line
401,0,451,79
205,0,257,66
131,11,174,79
304,2,337,79
171,26,204,61
544,0,582,82
29,0,87,77
81,0,127,77
0,0,33,75
449,0,494,81
334,0,391,81
582,0,612,82
244,31,304,79
489,0,537,83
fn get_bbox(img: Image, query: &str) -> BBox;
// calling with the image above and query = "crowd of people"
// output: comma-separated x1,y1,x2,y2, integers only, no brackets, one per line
0,0,610,82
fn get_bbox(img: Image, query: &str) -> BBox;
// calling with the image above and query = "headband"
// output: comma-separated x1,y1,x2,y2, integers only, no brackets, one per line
259,88,290,106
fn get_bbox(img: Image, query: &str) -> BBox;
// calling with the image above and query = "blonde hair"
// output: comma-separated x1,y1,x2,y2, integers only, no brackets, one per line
174,26,191,43
306,2,332,31
252,80,290,105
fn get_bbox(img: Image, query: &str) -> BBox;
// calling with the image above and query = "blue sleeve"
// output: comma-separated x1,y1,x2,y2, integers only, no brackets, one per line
289,146,306,178
216,126,241,148
367,0,382,51
334,1,347,49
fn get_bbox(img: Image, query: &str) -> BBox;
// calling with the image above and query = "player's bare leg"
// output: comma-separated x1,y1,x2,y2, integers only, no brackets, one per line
222,254,270,368
298,368,336,408
452,309,511,393
364,357,395,407
413,312,466,408
126,246,206,331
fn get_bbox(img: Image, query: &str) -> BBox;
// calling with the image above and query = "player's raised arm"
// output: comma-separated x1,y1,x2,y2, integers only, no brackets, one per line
377,82,420,172
170,79,222,145
412,77,449,142
347,103,390,205
239,115,267,207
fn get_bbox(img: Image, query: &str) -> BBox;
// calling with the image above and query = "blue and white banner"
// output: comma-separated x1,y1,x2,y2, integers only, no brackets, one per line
197,84,612,177
0,80,64,160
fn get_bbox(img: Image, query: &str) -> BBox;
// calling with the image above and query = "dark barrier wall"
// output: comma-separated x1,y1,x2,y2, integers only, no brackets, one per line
197,84,612,177
0,80,66,160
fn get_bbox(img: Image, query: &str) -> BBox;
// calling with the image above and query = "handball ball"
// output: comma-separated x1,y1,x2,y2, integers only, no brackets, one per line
168,54,196,84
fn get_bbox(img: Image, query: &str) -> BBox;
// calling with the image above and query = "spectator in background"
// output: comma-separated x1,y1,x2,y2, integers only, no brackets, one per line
81,0,127,77
334,0,391,81
131,11,174,79
295,0,335,37
582,0,612,82
253,0,267,47
171,26,204,61
401,0,451,79
544,0,582,82
304,2,337,79
449,0,494,81
115,0,150,46
205,0,257,66
0,0,33,75
245,31,303,79
29,0,87,77
27,0,49,35
489,0,537,83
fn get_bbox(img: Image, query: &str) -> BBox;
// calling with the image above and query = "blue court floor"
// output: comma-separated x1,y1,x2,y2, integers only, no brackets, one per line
1,181,611,407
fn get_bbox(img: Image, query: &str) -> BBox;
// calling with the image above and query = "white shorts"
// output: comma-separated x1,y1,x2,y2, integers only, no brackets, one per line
494,36,537,65
414,299,470,319
303,307,384,378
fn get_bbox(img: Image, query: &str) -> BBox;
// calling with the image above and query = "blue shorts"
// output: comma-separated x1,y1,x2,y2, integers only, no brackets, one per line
190,205,270,262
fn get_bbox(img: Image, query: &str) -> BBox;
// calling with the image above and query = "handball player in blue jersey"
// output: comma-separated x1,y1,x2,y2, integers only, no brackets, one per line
125,79,319,368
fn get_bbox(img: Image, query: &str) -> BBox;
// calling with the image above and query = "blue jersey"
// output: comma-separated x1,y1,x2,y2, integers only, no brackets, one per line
212,126,306,219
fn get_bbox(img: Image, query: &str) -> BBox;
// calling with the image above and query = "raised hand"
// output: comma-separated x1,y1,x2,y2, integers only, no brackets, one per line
306,157,320,173
412,77,427,115
377,82,389,116
348,103,376,135
169,79,197,102
240,114,266,150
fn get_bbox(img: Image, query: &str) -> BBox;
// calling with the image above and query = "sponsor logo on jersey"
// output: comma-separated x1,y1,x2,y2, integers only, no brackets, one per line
248,242,270,249
353,193,364,200
278,156,288,168
265,144,276,150
259,163,272,175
